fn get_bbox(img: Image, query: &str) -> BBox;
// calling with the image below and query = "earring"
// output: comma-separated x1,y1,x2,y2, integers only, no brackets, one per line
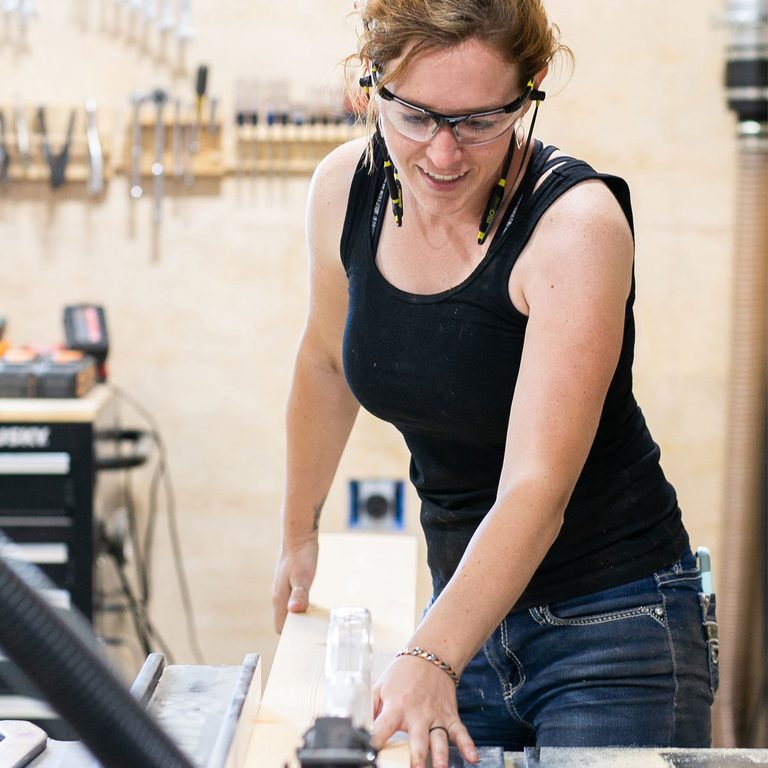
514,119,525,150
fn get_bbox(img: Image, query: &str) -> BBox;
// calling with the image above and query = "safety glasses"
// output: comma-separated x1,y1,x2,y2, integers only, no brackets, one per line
371,66,535,146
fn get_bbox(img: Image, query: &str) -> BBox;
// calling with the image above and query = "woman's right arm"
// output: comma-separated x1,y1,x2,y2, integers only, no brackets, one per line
272,139,367,633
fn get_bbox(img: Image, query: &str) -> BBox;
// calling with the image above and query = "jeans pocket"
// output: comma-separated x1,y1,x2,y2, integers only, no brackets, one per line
530,601,666,627
528,574,667,627
700,593,719,694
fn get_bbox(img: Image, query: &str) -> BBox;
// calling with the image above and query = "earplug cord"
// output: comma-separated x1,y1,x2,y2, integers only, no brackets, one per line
477,86,545,245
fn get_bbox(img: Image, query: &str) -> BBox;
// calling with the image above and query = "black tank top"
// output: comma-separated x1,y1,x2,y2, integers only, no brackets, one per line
340,141,689,609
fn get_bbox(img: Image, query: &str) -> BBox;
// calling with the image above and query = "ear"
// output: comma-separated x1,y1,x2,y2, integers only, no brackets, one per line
534,63,549,90
522,64,549,115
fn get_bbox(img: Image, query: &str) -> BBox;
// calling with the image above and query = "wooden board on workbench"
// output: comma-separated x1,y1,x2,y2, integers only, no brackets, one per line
237,532,418,768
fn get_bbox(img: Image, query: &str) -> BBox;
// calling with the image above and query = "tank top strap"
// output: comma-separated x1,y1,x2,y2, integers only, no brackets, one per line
490,147,634,284
340,145,386,273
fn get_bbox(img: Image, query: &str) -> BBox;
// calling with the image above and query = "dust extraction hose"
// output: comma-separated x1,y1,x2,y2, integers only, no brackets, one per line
0,548,194,768
716,125,768,748
716,0,768,747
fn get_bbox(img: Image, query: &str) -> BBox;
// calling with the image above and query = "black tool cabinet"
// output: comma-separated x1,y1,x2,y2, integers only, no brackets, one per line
0,386,113,735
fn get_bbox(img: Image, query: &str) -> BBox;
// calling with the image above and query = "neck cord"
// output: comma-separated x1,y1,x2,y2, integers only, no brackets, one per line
476,132,517,245
374,128,404,226
477,96,543,245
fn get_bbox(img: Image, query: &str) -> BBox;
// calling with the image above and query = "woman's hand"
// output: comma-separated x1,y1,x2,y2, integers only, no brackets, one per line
271,535,319,632
371,654,478,768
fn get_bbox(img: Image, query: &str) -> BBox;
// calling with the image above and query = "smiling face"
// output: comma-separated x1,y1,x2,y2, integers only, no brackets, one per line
377,37,526,224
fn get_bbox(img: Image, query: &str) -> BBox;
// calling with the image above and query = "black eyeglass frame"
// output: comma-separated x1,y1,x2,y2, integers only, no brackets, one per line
369,66,542,143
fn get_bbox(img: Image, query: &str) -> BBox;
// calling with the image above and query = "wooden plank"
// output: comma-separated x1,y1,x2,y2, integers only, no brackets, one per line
240,532,418,768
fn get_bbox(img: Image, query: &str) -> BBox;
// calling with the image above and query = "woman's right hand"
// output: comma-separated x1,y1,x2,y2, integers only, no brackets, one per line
272,535,320,632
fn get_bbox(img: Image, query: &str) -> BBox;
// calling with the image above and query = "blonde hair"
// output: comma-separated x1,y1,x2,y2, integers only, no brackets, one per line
346,0,571,166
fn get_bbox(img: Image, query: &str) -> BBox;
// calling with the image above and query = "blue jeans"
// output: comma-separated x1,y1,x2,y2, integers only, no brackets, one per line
455,550,718,749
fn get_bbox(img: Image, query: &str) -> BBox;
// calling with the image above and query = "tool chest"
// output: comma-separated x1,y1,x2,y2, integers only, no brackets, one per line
0,387,114,737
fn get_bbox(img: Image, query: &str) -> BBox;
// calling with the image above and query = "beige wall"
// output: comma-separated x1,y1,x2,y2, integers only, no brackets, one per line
0,0,735,679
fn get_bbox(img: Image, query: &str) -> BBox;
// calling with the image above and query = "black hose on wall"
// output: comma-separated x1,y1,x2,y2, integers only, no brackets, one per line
0,549,194,768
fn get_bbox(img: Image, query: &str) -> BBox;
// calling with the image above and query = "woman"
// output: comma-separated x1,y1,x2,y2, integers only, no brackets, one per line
272,2,718,766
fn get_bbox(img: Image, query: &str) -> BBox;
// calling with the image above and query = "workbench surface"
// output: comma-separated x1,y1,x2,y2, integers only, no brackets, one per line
0,384,112,423
236,533,768,768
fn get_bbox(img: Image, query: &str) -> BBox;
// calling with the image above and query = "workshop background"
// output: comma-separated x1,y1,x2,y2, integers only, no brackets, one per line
0,0,754,745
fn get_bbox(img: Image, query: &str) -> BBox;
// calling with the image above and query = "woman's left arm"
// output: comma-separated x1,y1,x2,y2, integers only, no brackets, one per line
371,179,635,768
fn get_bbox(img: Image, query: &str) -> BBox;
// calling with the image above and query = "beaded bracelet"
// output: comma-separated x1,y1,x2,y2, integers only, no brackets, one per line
395,645,460,687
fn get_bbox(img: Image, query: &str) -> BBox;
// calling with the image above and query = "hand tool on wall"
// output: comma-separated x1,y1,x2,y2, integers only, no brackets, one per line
235,109,246,176
158,0,174,32
172,97,183,179
129,91,145,199
37,107,77,190
190,63,207,153
249,110,259,175
279,110,290,175
234,79,260,176
150,88,168,223
13,100,31,169
176,0,193,42
142,0,156,23
0,110,10,186
85,98,104,196
207,93,219,136
183,102,195,186
264,82,290,175
19,0,35,28
265,101,278,174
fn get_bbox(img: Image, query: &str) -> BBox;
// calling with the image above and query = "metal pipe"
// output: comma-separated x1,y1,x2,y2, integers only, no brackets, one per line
715,0,768,749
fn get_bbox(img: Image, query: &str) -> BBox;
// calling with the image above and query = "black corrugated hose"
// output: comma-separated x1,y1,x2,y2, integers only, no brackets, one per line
0,543,194,768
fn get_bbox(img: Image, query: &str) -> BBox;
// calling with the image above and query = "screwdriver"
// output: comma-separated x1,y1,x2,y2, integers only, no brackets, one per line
190,63,207,153
0,110,9,185
14,99,30,169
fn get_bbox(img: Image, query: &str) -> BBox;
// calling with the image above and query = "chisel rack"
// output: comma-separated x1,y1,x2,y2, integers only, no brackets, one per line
234,120,363,176
0,104,113,191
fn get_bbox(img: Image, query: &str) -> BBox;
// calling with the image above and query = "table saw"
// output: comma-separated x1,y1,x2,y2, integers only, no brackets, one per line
1,534,767,767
